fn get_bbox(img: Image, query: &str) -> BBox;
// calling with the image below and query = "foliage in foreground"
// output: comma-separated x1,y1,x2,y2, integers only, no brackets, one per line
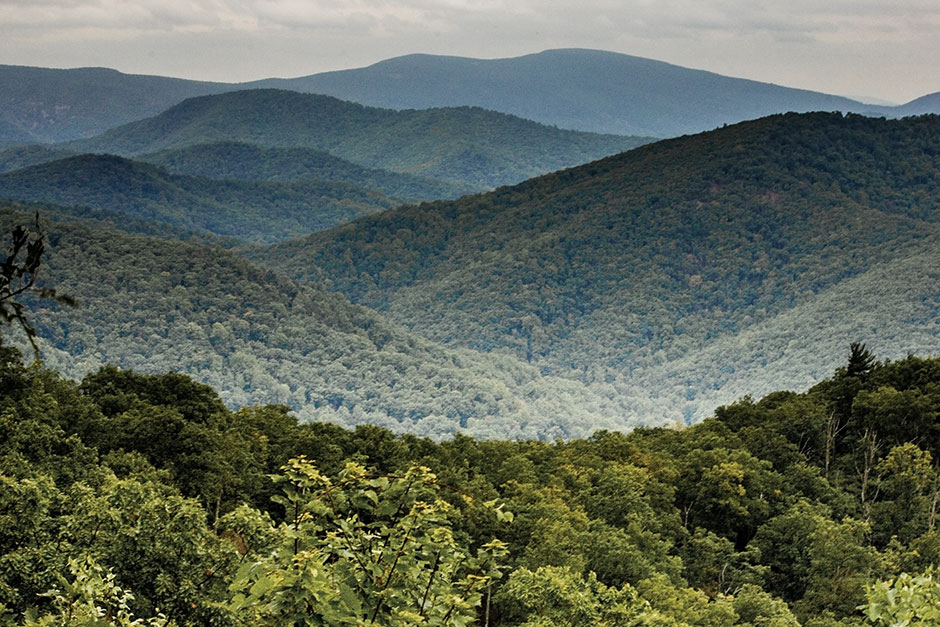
2,338,940,624
862,568,940,626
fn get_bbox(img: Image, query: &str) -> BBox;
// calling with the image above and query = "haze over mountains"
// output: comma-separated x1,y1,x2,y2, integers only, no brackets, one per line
255,112,940,422
253,49,893,137
2,112,938,436
0,88,650,242
2,49,939,149
62,89,647,190
0,65,231,145
1,47,940,437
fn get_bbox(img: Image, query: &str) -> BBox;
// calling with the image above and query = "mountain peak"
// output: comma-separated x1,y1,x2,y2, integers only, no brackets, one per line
261,49,878,137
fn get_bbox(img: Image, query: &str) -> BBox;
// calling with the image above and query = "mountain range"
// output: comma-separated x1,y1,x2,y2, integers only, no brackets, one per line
2,112,938,435
0,154,405,242
0,88,651,240
0,64,230,145
4,46,940,627
252,49,897,137
64,89,647,190
252,112,940,422
3,49,939,148
3,203,630,440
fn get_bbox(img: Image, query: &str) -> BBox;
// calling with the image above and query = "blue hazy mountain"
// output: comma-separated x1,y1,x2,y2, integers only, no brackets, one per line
65,89,649,189
0,64,232,145
250,49,898,137
5,50,935,146
897,91,940,116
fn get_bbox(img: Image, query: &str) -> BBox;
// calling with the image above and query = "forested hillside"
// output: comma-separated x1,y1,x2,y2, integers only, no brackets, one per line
0,154,406,242
65,89,651,189
256,113,940,422
0,64,232,145
0,144,475,205
1,205,643,440
6,113,940,425
4,326,940,625
0,145,78,174
138,142,477,199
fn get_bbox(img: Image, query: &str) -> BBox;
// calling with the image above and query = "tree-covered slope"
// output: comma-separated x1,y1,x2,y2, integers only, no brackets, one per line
2,205,642,440
0,116,37,149
613,233,940,422
0,145,78,173
0,64,233,145
66,89,651,189
253,49,895,137
255,113,940,422
0,154,408,242
138,141,478,200
4,327,940,626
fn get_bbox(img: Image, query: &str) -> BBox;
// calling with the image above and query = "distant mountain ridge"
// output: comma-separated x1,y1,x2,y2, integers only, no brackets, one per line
2,50,937,146
255,49,897,137
65,89,649,189
0,64,232,145
898,92,940,116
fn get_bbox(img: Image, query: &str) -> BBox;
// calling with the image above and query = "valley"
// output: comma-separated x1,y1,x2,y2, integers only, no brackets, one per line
2,42,940,627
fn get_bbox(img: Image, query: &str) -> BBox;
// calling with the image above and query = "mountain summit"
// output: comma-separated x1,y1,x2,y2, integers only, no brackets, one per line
253,49,893,137
2,50,935,146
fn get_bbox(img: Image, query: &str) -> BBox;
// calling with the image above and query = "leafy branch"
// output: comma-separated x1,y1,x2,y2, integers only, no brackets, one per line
0,214,76,354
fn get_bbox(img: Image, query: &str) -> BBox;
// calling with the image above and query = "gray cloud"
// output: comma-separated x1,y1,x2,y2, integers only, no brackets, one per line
0,0,938,101
2,0,938,38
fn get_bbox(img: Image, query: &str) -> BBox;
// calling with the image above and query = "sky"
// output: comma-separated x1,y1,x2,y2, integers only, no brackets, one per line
1,0,938,104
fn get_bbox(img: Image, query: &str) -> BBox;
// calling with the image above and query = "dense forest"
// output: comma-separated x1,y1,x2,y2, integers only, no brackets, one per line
66,89,650,189
2,324,940,625
258,112,940,422
3,113,940,431
1,215,939,626
0,155,405,243
1,204,643,441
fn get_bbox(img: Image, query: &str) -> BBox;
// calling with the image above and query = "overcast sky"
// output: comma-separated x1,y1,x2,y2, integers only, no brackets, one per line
1,0,938,104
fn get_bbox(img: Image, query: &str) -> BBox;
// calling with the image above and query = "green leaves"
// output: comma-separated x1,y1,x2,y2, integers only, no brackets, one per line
25,555,168,627
862,568,940,626
0,216,75,353
230,458,509,625
496,566,672,627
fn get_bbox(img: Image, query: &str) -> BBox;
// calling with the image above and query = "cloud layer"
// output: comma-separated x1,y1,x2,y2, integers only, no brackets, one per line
1,0,938,101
